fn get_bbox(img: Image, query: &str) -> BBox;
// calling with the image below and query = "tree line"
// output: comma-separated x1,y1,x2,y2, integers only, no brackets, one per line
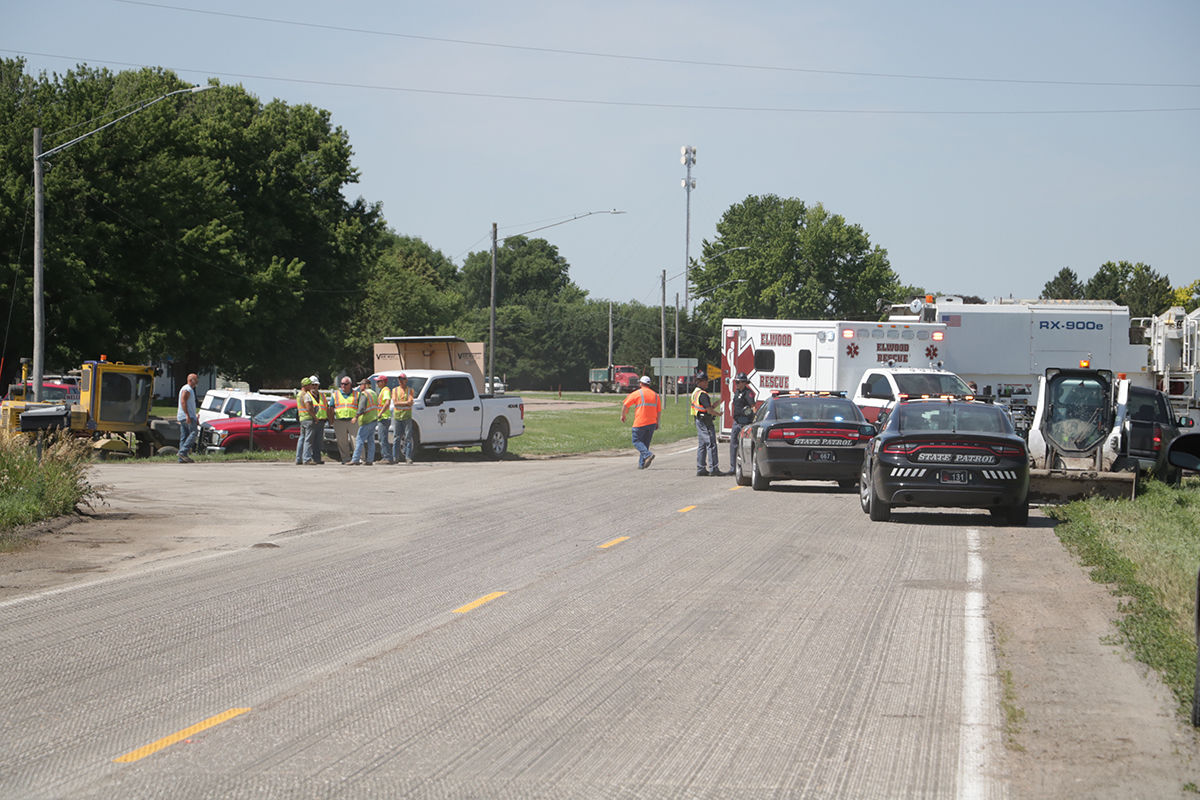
1,60,1194,394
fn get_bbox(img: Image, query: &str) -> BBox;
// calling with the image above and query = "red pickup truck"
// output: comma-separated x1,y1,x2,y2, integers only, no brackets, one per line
198,398,303,454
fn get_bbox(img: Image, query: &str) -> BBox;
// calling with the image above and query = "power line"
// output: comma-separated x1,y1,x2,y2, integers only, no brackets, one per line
6,49,1198,116
114,0,1200,90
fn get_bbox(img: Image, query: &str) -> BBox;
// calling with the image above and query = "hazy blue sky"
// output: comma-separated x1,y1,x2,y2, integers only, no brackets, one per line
6,0,1198,309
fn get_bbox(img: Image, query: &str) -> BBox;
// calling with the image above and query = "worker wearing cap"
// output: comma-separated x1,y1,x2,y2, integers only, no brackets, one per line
730,372,755,472
295,376,315,465
690,372,723,476
328,375,359,464
621,375,662,469
389,372,415,464
307,375,327,465
349,376,380,465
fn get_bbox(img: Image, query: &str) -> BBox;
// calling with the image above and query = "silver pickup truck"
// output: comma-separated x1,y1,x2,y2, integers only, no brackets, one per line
373,369,524,458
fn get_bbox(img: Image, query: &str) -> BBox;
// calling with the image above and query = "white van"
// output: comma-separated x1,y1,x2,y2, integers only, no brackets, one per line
197,390,283,424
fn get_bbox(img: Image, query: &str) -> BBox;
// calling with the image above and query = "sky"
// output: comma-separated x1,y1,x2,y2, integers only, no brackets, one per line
5,0,1199,311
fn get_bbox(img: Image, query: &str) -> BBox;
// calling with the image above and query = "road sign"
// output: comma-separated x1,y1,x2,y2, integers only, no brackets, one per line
650,357,698,377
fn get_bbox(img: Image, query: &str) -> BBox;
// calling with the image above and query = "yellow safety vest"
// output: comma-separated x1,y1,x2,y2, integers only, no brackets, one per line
314,389,327,421
690,387,709,418
358,388,379,424
297,389,314,422
332,388,357,419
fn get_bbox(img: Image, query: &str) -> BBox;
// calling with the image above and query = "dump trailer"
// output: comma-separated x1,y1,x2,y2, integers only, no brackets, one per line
1,357,166,457
1025,367,1138,502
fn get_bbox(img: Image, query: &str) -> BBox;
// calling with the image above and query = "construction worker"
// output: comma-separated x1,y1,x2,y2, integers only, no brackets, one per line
621,375,662,470
307,375,327,465
295,376,315,465
349,376,380,465
328,375,359,464
690,371,723,476
375,375,394,463
389,372,415,465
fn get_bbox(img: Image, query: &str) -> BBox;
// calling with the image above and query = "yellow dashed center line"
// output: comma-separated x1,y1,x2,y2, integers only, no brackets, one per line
453,591,508,614
598,536,629,549
114,707,251,763
678,505,696,513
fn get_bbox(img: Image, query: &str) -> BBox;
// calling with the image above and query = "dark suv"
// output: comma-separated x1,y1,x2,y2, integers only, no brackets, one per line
1123,386,1194,482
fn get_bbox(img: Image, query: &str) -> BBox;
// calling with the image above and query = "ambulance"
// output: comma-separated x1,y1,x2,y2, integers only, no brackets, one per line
719,318,951,436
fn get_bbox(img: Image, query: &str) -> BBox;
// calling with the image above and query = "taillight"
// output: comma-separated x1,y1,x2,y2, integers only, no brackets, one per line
991,444,1025,457
1153,424,1162,451
520,402,525,421
882,441,915,454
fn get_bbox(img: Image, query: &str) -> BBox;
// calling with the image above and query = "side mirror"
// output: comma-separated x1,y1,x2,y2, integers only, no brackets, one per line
1167,432,1200,471
270,420,283,431
1180,416,1195,429
425,393,443,407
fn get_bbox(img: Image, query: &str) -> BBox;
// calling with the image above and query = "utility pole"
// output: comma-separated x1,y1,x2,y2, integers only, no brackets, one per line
681,145,697,312
607,301,613,367
489,222,497,388
32,128,44,401
674,292,680,400
660,269,667,396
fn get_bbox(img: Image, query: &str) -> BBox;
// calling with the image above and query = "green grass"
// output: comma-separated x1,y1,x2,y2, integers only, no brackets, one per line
1047,477,1200,720
509,390,698,457
0,431,102,547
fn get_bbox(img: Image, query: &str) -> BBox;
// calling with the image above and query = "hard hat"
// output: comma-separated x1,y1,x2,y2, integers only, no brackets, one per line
374,374,387,382
639,375,651,385
308,374,320,385
397,372,407,380
736,372,750,382
300,377,312,386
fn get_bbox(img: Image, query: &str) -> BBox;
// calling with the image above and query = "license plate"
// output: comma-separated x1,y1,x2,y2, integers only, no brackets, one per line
940,470,969,484
808,450,836,462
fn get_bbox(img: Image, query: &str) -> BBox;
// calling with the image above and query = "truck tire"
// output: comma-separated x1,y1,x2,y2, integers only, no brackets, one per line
409,424,421,461
1005,500,1029,526
750,449,771,491
482,421,509,458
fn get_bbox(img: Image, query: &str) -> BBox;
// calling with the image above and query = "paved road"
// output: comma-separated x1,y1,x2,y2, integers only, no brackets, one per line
0,447,1189,797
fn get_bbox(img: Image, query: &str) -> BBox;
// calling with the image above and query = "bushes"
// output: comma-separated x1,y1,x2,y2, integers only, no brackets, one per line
0,431,100,545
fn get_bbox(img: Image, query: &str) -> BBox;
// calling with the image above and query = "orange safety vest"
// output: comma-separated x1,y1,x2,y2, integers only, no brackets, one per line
624,386,661,428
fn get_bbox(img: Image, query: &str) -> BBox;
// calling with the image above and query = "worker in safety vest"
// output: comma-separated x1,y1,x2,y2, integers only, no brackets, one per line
690,371,723,476
389,372,415,465
621,375,662,470
307,375,327,465
375,376,394,463
349,376,380,465
328,375,359,464
295,376,316,465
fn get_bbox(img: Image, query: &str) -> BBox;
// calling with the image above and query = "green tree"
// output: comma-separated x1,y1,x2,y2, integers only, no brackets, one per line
0,59,385,389
1172,279,1200,313
690,195,899,336
1083,260,1133,304
1123,263,1173,318
1041,268,1084,299
459,235,586,309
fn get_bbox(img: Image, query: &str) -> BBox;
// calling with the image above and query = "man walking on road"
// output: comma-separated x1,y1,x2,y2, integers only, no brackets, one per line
621,375,662,470
176,372,199,464
690,372,723,476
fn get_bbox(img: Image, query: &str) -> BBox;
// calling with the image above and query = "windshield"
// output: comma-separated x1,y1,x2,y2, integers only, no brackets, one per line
897,403,1011,433
773,398,863,422
1045,375,1110,452
252,401,288,425
406,377,427,396
894,373,972,397
245,399,276,418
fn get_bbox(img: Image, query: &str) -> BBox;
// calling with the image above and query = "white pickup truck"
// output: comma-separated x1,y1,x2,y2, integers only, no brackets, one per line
373,369,524,458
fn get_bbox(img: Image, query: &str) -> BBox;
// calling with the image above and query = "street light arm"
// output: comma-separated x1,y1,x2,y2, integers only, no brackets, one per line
38,85,211,162
498,209,625,242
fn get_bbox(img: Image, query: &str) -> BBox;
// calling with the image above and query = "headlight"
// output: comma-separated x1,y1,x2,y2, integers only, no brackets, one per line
211,429,227,444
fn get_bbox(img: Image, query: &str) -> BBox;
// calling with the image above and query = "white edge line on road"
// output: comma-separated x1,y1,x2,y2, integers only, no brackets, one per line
957,527,1003,800
0,520,371,611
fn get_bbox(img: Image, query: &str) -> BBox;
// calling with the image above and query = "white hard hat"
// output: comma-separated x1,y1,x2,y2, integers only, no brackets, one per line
639,375,651,385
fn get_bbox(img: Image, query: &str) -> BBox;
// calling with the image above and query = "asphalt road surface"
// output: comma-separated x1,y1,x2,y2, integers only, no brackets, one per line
1,445,1196,798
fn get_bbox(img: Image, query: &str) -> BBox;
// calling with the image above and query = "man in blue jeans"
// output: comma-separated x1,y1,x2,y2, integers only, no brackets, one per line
176,372,199,464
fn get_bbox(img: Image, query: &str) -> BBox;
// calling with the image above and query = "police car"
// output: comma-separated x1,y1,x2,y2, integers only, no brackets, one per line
734,391,876,491
860,395,1030,524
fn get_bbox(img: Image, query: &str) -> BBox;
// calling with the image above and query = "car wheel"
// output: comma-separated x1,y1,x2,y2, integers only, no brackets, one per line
1005,498,1029,526
482,421,508,458
735,446,751,486
750,449,771,491
864,464,890,521
409,424,422,461
859,463,872,513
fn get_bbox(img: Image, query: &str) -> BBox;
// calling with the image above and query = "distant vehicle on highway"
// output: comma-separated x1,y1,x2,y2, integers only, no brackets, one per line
483,377,507,396
860,396,1030,525
734,391,875,491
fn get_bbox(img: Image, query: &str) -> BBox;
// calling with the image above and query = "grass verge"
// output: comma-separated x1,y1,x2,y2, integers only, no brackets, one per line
0,431,103,547
1046,476,1200,720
